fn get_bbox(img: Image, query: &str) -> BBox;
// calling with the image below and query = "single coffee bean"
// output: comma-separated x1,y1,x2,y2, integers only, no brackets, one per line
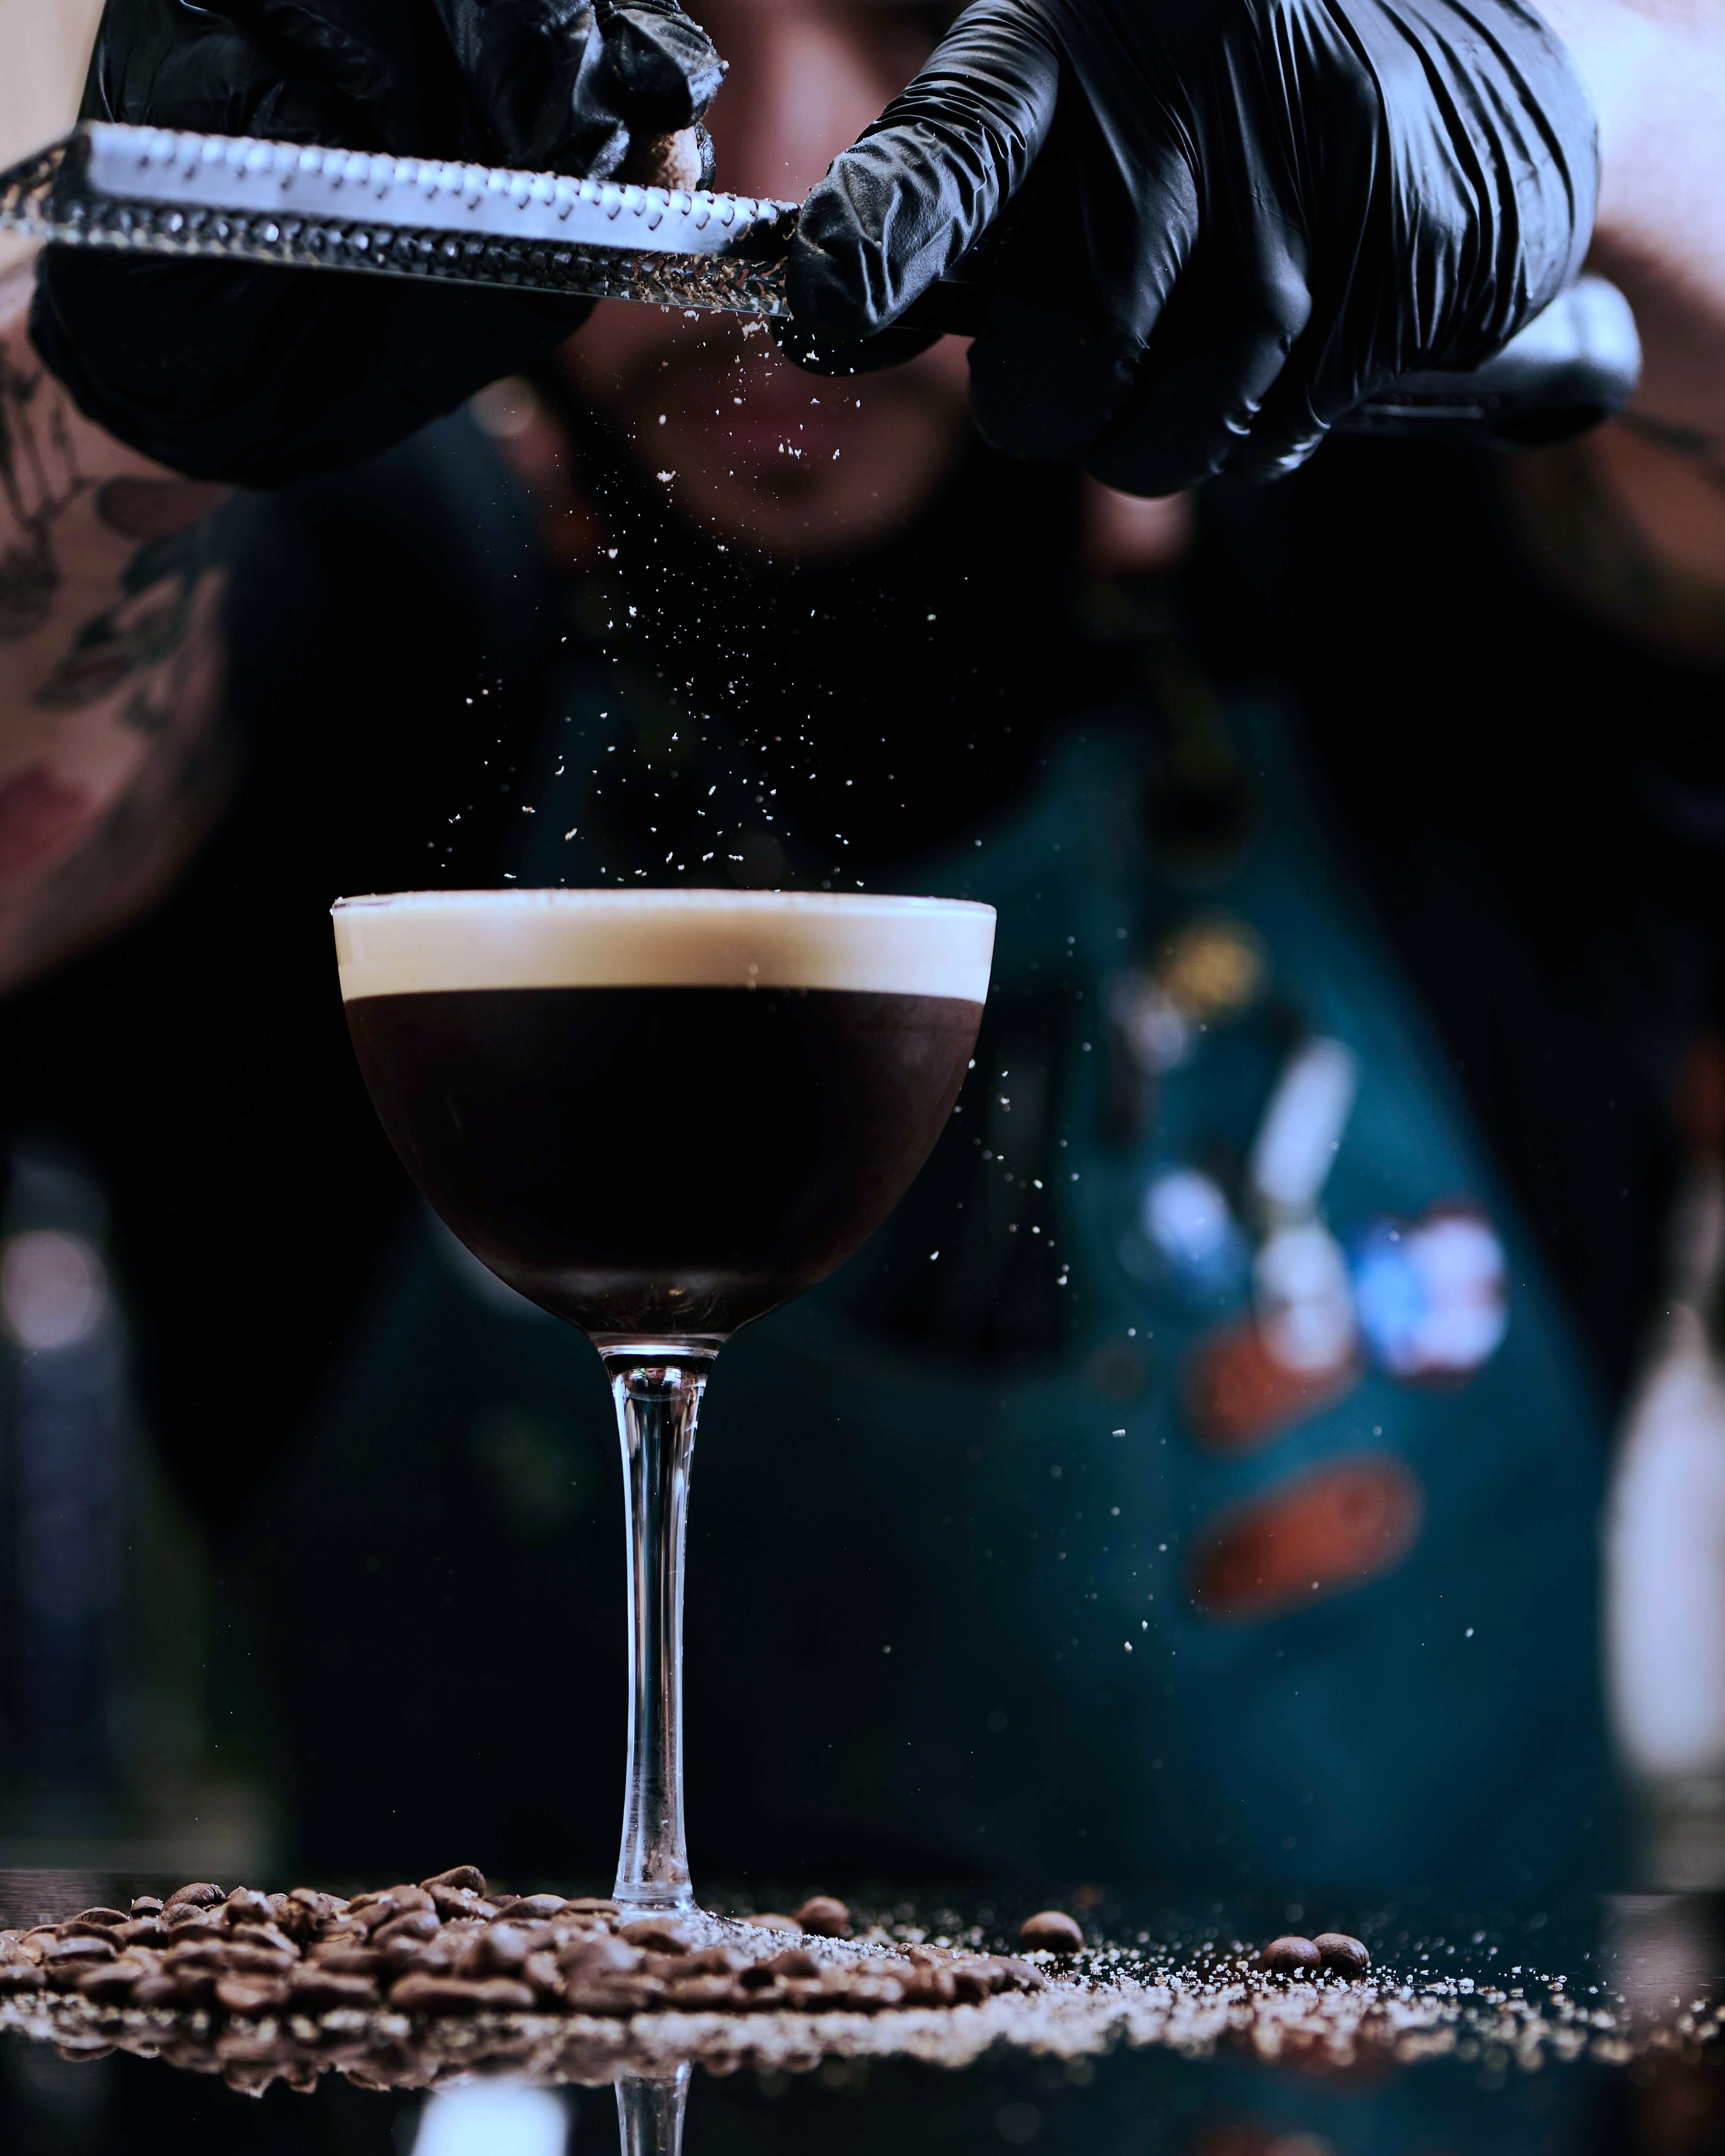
288,1888,346,1916
58,1919,128,1943
129,1896,165,1916
116,1918,165,1947
310,1946,383,1976
562,1972,664,2015
311,1917,369,1947
224,1889,273,1923
684,1945,749,1976
950,1965,996,2005
1312,1932,1371,1977
793,1896,852,1938
1018,1911,1084,1954
663,1972,737,2008
391,1972,537,2015
428,1886,487,1923
1261,1935,1323,1976
560,1897,618,1915
164,1937,226,1966
383,1939,458,1981
129,1971,178,2009
492,1894,567,1922
522,1951,566,2004
466,1923,531,1977
164,1883,224,1911
761,1948,822,1979
617,1917,693,1955
559,1935,644,1979
0,1964,44,1994
43,1933,117,1964
72,1908,128,1927
420,1866,487,1896
235,1922,299,1960
356,1888,434,1933
164,1904,218,1931
72,1954,145,2002
216,1974,289,2016
373,1909,440,1949
549,1914,610,1943
222,1944,296,1977
286,1965,380,2011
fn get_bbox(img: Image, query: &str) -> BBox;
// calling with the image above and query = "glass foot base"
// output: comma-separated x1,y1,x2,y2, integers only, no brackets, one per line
612,1880,700,1915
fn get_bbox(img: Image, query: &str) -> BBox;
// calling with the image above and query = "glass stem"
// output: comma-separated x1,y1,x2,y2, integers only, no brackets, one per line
605,1346,713,1912
615,2067,692,2156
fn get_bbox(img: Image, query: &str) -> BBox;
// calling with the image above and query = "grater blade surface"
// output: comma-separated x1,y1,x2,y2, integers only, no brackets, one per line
0,123,799,314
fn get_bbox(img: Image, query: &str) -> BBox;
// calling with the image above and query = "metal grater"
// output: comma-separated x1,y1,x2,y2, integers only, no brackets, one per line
0,122,802,314
0,120,1641,440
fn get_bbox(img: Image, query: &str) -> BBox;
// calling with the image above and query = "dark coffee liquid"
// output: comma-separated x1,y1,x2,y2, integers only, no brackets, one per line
346,985,981,1337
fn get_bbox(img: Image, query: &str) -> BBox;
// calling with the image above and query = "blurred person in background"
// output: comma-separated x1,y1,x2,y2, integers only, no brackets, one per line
1,0,1725,1908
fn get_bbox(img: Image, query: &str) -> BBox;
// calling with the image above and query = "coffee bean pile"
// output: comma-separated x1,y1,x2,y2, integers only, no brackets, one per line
0,1870,1045,2026
1260,1932,1371,1978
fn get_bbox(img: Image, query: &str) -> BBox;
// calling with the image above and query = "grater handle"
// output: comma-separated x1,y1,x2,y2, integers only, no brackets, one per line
897,273,1640,448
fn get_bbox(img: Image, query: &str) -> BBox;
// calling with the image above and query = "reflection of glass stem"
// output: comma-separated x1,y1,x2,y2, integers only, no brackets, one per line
616,2066,692,2156
607,1353,712,1911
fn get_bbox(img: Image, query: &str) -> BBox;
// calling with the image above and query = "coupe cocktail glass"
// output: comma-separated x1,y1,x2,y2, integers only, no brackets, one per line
332,890,994,1910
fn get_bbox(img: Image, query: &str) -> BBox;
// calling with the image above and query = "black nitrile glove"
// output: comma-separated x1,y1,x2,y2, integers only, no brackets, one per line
31,0,725,485
784,0,1598,493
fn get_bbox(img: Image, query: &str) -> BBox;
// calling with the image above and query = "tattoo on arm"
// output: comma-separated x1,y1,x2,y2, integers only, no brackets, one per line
0,300,244,993
0,342,86,639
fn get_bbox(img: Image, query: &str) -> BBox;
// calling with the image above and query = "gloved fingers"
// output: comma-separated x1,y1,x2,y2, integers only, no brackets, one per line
960,125,1201,466
1080,249,1313,498
597,1,726,129
33,246,591,485
427,0,724,174
786,0,1060,344
84,0,350,141
214,0,453,148
430,0,601,167
965,296,1142,463
1220,358,1356,483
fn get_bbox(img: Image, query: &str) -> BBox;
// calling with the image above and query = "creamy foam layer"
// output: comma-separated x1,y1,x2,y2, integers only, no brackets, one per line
333,890,995,1002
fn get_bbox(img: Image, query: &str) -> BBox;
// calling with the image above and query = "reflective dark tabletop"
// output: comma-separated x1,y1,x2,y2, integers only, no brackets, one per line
3,1874,1721,2155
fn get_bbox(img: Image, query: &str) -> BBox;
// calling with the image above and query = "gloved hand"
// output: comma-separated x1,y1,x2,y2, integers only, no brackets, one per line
31,0,725,485
784,0,1597,494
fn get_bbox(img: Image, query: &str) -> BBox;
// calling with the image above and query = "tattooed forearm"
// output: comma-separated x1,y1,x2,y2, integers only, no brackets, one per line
0,340,86,640
0,262,238,994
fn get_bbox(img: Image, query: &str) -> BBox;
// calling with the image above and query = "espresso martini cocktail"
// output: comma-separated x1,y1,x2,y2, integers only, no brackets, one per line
333,889,995,1909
